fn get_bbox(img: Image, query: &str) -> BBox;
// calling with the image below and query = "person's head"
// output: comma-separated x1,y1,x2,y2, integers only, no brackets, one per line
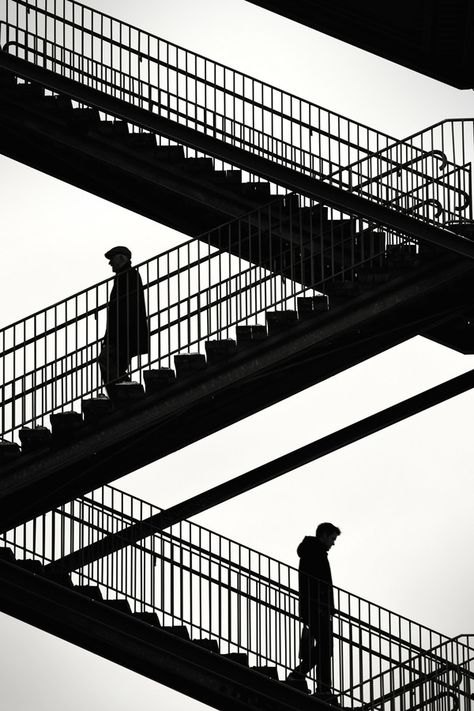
316,522,341,551
104,246,132,273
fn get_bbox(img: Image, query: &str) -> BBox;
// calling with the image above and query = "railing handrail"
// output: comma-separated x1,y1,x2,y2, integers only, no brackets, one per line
4,480,473,706
1,8,470,233
331,117,474,188
2,0,398,149
80,487,464,650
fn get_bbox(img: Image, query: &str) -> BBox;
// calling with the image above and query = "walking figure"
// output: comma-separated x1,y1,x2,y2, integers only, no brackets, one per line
288,522,341,702
98,246,149,395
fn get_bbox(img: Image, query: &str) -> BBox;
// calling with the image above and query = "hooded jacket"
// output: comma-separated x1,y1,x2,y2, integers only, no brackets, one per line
297,536,334,623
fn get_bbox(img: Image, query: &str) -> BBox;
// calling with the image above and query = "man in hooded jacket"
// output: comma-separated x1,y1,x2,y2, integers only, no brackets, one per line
98,246,149,394
288,522,341,698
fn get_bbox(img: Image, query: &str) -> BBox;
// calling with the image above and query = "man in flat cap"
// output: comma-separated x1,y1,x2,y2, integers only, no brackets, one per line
98,246,149,395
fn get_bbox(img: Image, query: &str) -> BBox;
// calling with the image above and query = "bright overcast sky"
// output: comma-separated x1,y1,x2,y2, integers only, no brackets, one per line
1,2,474,710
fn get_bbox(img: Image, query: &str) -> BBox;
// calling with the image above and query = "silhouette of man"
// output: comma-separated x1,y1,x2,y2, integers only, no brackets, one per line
288,522,341,699
98,246,149,395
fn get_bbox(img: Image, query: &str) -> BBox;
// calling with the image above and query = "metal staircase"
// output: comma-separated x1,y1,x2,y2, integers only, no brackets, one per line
0,483,472,711
0,0,473,243
0,4,474,710
2,193,474,531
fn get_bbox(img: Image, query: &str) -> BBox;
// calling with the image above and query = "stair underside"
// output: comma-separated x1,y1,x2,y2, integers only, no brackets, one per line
0,556,325,711
1,53,473,263
1,253,473,533
0,86,267,237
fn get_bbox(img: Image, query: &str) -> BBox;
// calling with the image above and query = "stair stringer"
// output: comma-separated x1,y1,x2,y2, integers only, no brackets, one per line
0,556,328,711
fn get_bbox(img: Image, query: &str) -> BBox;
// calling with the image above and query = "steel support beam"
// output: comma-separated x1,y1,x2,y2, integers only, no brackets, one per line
2,53,474,259
46,367,474,575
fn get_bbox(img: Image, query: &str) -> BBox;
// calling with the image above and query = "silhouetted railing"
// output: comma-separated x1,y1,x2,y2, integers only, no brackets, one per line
1,482,472,709
0,0,470,226
0,193,419,445
331,120,474,230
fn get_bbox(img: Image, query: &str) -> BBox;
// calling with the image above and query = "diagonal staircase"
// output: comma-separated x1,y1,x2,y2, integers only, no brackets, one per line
0,0,473,244
1,193,474,531
0,483,472,711
0,4,473,711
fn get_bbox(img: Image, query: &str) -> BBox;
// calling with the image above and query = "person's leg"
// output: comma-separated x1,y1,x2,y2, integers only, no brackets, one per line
98,344,130,395
288,624,318,680
315,616,333,694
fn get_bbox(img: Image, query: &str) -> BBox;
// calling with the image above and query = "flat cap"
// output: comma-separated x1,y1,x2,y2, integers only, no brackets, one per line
104,245,132,259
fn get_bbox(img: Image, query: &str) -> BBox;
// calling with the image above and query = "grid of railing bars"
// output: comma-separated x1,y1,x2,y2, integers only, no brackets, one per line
1,483,472,710
330,121,474,228
0,0,471,227
0,194,416,444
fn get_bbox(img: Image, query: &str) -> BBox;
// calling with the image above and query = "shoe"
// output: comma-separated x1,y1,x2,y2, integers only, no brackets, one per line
286,670,305,681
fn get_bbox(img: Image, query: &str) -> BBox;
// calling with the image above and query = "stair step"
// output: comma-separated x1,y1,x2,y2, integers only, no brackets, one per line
107,381,145,403
16,559,45,575
241,181,271,198
357,230,386,251
74,584,104,601
104,599,132,615
69,107,101,129
205,339,237,364
252,665,280,680
184,157,214,173
299,203,329,225
44,568,73,588
224,169,243,184
133,611,161,627
266,310,298,335
42,94,74,114
223,652,249,666
0,439,21,462
94,120,129,138
356,268,391,285
386,244,418,263
285,676,310,693
174,353,207,378
143,368,176,393
281,193,301,214
153,145,186,163
126,132,157,149
297,296,329,319
193,638,220,654
162,625,190,640
50,411,84,440
0,547,16,563
81,396,115,423
235,324,267,345
19,426,52,452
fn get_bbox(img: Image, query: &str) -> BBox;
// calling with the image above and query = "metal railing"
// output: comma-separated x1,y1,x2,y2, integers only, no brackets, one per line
0,0,471,227
331,120,474,230
1,482,472,709
0,192,418,445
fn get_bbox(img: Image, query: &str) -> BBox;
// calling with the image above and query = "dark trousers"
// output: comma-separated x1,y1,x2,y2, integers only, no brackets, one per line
98,344,130,396
296,615,333,692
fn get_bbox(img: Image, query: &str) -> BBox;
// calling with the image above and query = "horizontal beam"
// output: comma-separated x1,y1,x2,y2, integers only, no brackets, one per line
47,367,474,575
2,53,474,259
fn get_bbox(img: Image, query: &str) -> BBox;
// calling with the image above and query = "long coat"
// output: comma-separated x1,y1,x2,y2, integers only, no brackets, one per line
104,265,149,358
297,536,334,625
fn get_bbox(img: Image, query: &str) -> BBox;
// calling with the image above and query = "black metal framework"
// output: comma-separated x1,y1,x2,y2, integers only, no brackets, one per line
1,483,472,709
0,0,472,227
0,192,420,444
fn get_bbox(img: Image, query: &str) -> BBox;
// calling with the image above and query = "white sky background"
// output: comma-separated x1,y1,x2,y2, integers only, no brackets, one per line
1,1,474,709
